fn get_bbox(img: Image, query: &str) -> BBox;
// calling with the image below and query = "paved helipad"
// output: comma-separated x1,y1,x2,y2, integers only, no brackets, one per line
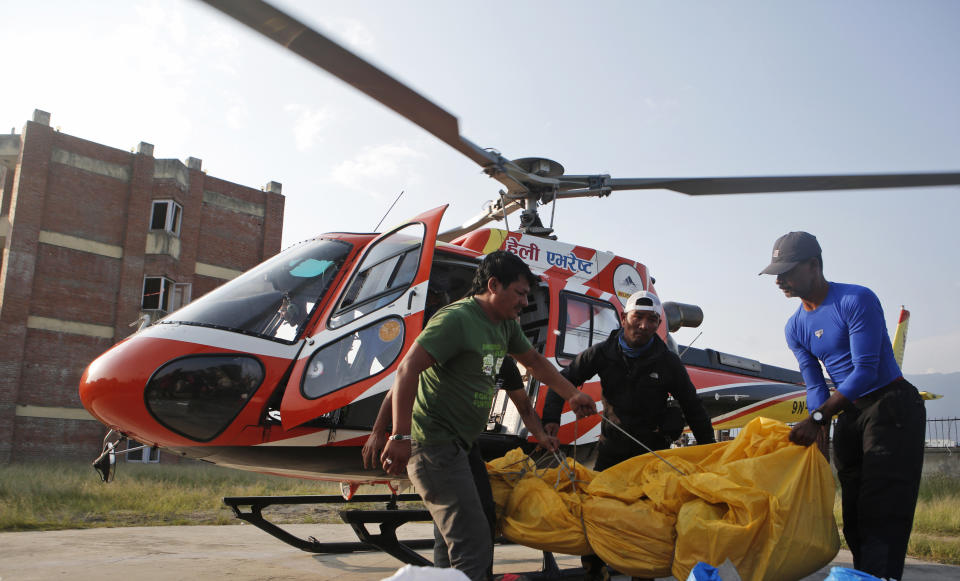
0,523,956,580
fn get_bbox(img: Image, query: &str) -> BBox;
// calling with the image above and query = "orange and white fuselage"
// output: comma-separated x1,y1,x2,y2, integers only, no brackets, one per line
80,206,805,484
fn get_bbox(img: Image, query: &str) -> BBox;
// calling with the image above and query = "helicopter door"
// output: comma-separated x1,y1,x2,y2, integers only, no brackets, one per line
277,205,448,430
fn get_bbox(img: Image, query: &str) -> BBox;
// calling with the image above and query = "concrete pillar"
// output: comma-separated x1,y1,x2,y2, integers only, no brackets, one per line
176,161,205,297
265,181,282,194
114,142,155,341
32,109,51,126
0,120,54,463
262,188,285,261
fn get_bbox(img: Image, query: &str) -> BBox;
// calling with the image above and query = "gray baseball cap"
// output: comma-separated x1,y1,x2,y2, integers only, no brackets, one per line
759,231,821,275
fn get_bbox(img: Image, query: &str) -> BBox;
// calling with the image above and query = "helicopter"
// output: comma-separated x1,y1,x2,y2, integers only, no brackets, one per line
79,0,960,494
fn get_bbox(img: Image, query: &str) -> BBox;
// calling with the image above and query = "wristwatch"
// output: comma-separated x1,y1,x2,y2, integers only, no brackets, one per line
388,434,411,441
810,409,829,426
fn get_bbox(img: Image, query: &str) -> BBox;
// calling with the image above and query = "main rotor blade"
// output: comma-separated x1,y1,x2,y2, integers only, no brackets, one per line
598,172,960,196
199,0,526,193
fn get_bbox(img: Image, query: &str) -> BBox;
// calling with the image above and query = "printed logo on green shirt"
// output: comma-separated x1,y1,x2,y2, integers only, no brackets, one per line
481,344,505,377
473,389,495,409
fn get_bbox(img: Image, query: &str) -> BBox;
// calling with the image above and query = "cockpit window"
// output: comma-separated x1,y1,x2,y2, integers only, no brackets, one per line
145,354,264,442
328,223,425,329
160,238,352,342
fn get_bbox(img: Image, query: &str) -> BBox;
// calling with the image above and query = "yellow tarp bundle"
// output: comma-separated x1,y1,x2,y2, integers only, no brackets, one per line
487,417,840,581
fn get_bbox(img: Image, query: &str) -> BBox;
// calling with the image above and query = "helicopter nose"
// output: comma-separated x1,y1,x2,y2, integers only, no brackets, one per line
80,333,268,445
80,337,157,432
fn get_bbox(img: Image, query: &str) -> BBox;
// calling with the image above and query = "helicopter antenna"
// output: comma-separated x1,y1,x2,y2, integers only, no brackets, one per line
374,189,405,231
548,191,558,230
679,331,704,360
499,191,511,233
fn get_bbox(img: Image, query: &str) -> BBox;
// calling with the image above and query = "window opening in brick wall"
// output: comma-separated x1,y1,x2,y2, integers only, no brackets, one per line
143,276,175,312
151,200,182,235
171,282,192,311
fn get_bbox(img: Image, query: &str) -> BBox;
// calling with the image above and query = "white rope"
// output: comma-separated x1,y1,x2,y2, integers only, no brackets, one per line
598,415,687,476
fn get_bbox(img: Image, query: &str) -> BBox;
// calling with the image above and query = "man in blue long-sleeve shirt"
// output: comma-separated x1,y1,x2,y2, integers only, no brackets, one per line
761,231,925,581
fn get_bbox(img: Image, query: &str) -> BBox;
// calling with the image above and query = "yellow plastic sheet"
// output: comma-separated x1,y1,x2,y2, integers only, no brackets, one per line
487,417,840,581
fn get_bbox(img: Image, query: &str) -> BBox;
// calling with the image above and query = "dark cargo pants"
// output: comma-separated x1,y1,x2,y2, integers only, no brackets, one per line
432,443,496,576
408,440,493,581
834,378,926,581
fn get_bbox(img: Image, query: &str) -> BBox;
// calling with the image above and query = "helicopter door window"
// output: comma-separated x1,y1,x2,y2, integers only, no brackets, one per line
424,257,478,325
301,316,405,399
556,293,619,365
329,223,426,329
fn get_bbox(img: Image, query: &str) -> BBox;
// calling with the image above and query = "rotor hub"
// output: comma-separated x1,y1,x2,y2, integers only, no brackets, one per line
512,157,565,178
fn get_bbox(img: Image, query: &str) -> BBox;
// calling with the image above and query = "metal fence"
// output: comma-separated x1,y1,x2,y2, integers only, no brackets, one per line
714,417,959,447
926,417,959,448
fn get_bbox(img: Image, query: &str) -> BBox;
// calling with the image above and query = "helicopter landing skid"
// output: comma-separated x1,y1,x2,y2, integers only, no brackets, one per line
337,513,584,579
222,494,584,579
223,493,433,565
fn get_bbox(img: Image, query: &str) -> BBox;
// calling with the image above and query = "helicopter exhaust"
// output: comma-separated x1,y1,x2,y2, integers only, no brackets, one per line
662,301,704,333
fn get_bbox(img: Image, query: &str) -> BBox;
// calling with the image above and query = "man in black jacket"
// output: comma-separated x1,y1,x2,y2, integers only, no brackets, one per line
543,290,715,580
543,290,716,470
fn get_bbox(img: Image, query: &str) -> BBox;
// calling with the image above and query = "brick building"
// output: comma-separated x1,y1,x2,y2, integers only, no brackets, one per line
0,110,285,463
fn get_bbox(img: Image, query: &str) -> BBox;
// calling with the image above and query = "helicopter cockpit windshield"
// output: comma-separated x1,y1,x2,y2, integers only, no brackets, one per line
159,238,353,342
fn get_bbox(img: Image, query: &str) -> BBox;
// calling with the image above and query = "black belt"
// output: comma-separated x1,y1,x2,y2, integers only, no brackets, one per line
852,376,906,409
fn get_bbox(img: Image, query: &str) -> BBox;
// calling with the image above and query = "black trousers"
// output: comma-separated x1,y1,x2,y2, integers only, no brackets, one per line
594,429,671,472
833,378,926,580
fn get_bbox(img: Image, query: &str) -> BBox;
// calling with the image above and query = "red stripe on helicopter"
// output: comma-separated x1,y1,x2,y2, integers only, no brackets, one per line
570,245,595,260
544,266,577,280
687,367,789,389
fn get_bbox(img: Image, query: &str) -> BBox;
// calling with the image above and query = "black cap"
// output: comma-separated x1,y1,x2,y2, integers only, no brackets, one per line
759,231,821,275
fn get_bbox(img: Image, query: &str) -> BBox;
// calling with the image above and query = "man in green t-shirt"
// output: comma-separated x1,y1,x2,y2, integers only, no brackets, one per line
380,250,597,581
363,356,527,575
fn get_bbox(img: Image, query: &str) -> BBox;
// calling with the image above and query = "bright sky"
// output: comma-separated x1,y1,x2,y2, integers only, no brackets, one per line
4,1,959,377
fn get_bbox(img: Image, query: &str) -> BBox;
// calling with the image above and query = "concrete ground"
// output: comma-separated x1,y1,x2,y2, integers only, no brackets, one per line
0,523,956,581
